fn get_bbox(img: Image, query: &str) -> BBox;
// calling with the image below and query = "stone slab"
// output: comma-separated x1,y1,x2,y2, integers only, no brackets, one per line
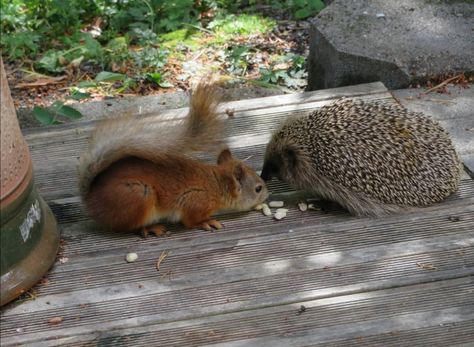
307,0,474,90
392,84,474,176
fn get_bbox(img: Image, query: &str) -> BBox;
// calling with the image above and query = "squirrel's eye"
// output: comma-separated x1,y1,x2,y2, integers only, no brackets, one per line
255,185,263,193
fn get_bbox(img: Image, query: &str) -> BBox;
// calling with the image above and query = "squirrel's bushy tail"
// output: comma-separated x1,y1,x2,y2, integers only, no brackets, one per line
78,81,224,198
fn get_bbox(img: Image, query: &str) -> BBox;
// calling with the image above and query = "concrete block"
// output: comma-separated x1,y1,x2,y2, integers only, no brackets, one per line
308,0,474,90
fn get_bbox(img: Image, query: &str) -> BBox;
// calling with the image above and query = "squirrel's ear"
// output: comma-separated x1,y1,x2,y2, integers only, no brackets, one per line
228,163,244,197
217,148,233,164
233,163,245,184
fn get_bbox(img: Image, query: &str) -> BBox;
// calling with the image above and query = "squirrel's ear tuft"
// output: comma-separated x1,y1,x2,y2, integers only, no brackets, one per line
217,148,233,164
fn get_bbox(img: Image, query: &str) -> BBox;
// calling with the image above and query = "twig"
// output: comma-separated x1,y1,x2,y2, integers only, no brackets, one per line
416,262,437,271
19,69,56,80
425,98,455,105
423,74,463,94
192,50,204,61
182,22,214,35
156,250,169,271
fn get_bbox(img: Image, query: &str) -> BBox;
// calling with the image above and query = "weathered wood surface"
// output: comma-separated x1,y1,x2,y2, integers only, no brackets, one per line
1,82,473,346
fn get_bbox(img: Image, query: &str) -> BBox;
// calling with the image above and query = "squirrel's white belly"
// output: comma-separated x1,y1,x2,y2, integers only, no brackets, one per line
143,208,182,225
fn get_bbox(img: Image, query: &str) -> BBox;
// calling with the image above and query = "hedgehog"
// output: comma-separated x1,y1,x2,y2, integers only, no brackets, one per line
260,98,461,216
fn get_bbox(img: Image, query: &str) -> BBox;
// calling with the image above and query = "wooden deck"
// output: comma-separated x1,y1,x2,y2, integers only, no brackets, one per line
1,82,473,346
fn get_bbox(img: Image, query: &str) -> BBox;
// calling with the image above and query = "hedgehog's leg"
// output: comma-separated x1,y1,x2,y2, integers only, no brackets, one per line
307,174,403,217
335,188,404,217
316,199,344,213
344,194,404,217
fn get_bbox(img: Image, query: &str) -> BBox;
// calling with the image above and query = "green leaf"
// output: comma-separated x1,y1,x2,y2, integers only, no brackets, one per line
37,50,64,73
294,8,313,19
115,78,137,93
106,37,128,53
33,107,55,125
294,0,306,7
95,71,126,83
308,0,326,11
77,81,97,88
123,77,137,89
147,72,162,84
69,56,84,68
57,105,83,119
68,91,91,100
81,34,103,59
50,101,64,112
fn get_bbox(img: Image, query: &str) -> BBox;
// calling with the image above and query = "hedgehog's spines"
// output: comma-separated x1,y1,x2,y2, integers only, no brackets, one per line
262,98,461,217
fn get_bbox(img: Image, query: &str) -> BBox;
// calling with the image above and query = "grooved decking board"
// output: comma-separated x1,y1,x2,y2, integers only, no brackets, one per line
1,82,473,346
3,280,474,346
27,90,394,202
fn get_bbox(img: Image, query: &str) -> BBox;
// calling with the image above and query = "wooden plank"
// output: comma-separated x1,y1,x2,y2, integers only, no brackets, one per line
39,178,474,251
21,82,388,138
24,92,394,203
22,91,393,147
222,81,387,113
32,144,471,198
1,201,472,345
3,279,473,346
2,82,472,346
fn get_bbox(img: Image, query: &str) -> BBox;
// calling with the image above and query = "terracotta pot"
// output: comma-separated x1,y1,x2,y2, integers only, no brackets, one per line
0,58,59,306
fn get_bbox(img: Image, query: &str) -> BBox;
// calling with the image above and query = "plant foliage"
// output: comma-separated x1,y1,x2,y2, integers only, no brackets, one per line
2,0,324,112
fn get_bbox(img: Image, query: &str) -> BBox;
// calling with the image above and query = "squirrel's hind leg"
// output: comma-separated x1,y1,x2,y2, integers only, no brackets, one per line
140,224,166,238
198,219,223,231
182,214,224,231
86,175,160,232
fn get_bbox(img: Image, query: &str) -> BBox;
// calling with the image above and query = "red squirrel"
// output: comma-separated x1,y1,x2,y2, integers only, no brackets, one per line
78,82,268,236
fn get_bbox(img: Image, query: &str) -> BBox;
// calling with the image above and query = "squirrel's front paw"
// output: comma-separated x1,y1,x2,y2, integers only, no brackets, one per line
198,219,223,231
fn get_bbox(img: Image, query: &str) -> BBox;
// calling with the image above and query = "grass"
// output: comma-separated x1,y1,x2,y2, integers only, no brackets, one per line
160,29,203,49
3,1,321,123
210,14,276,38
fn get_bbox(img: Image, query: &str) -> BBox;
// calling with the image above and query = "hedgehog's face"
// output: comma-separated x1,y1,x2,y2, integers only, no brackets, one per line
261,142,299,184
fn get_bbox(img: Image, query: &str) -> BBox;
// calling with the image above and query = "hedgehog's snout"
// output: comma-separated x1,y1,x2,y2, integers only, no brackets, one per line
260,165,272,181
261,159,280,181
